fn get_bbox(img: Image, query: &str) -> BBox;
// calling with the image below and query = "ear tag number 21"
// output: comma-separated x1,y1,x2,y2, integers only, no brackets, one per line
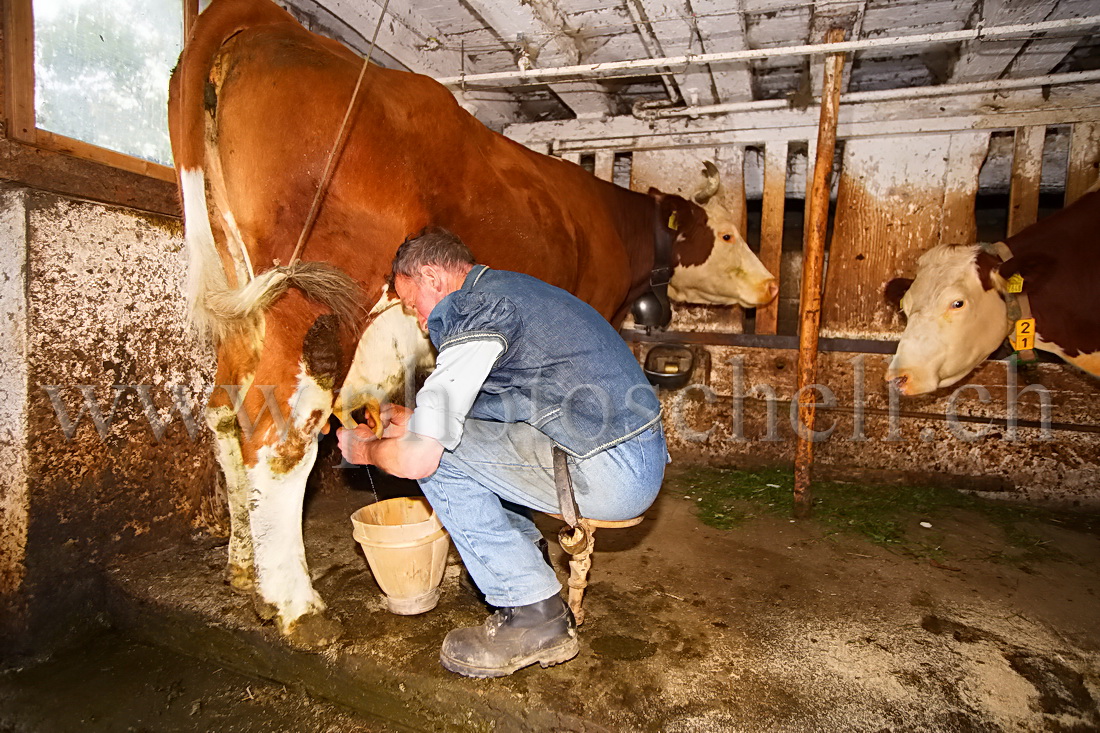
1014,318,1036,351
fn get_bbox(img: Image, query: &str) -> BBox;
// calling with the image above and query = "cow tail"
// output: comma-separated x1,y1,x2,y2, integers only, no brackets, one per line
204,263,365,341
168,0,308,341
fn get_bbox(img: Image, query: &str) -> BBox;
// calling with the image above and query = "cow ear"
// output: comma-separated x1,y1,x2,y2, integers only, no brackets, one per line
884,277,913,309
994,253,1055,293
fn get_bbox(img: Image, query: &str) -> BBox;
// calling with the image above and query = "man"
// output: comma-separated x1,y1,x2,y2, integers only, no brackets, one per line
338,227,666,678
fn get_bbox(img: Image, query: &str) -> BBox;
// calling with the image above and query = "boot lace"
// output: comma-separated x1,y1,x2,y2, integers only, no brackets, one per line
485,608,514,639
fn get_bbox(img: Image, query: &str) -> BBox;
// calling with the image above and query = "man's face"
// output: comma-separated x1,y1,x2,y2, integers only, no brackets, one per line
394,271,444,330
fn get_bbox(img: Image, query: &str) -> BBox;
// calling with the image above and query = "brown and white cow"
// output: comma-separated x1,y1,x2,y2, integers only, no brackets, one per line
884,188,1100,396
169,0,776,646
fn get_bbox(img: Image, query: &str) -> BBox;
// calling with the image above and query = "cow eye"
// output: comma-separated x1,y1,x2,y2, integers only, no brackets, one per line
722,234,732,241
951,299,965,309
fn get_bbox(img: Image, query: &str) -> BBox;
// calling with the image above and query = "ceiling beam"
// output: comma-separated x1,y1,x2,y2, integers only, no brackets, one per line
808,1,866,94
628,0,717,105
281,0,521,128
460,0,613,119
1002,0,1097,78
689,0,753,103
950,0,1058,82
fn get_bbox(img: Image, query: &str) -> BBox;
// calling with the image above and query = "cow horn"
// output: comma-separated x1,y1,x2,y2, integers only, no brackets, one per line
693,161,720,204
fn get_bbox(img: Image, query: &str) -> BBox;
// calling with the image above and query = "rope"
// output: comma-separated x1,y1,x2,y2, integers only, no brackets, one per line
288,0,392,268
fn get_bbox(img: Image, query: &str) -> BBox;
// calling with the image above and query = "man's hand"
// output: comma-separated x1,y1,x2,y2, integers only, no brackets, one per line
337,424,379,466
377,403,413,439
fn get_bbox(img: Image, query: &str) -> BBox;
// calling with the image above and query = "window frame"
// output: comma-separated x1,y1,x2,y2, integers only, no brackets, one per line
1,0,197,216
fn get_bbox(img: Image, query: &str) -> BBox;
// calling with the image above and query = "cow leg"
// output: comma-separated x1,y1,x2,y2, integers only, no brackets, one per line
208,402,256,592
237,302,345,647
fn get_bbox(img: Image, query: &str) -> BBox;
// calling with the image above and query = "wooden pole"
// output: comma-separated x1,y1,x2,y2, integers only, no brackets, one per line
793,28,846,518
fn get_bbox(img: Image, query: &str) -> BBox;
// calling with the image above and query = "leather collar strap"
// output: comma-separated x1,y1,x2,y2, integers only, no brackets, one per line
982,241,1037,363
651,205,675,289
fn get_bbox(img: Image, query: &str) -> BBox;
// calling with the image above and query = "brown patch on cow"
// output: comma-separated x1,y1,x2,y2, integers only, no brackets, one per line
302,314,341,391
267,431,309,475
649,190,714,268
973,250,1000,291
998,190,1100,358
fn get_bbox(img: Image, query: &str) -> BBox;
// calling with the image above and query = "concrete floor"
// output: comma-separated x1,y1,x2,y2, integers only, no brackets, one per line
94,467,1100,731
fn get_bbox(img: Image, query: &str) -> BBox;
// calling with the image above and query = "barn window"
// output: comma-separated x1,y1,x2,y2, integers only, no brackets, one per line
32,0,183,166
1,0,198,214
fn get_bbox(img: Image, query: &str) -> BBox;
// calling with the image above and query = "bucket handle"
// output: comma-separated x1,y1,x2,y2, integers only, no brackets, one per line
353,526,449,550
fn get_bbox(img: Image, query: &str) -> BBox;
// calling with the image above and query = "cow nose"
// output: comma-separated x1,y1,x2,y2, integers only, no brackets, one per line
761,278,779,303
889,374,909,394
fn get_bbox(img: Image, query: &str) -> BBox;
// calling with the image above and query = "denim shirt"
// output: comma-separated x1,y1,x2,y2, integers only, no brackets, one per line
426,265,662,459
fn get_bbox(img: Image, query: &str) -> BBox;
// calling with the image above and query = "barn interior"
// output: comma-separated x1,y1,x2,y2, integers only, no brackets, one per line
2,0,1100,729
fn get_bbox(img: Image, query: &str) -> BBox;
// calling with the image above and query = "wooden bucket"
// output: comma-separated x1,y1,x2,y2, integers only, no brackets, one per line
350,497,450,615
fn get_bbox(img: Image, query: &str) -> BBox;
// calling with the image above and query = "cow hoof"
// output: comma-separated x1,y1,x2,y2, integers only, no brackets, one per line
252,595,279,622
284,611,344,649
225,563,255,593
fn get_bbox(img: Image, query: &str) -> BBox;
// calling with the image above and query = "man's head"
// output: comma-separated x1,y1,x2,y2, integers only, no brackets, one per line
391,227,477,328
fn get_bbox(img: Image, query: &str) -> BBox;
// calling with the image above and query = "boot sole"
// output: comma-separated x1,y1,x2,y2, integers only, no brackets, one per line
440,637,580,679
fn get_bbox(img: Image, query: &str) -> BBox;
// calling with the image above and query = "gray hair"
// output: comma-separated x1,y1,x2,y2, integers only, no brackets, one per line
391,226,476,280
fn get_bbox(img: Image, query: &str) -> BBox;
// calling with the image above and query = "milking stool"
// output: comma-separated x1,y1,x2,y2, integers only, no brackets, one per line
550,447,644,625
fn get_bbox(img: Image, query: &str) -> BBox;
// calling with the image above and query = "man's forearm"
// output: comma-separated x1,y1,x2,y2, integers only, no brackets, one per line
363,434,445,480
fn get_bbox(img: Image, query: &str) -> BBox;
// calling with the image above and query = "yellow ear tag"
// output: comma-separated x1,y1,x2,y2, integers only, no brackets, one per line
1006,273,1024,294
668,212,678,231
1014,318,1036,351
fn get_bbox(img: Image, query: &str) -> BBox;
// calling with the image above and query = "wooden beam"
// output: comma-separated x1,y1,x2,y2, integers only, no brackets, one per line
950,0,1058,83
755,140,788,335
689,0,753,103
1065,120,1100,205
794,28,845,518
2,0,34,143
507,83,1100,152
460,0,612,119
1002,0,1096,78
0,137,181,218
632,0,718,105
1007,124,1046,237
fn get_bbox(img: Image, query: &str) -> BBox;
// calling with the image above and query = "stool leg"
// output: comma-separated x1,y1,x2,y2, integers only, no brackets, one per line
565,524,595,625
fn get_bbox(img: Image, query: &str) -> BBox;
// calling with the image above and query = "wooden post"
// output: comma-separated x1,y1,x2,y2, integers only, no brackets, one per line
793,28,846,518
2,0,35,143
755,141,788,335
1065,121,1100,206
1007,125,1045,237
594,151,615,182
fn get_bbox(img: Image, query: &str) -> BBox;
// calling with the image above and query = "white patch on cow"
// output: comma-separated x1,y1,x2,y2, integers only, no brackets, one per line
246,365,334,626
669,201,777,307
337,289,435,420
180,167,228,336
221,209,255,283
247,439,325,625
886,244,1012,395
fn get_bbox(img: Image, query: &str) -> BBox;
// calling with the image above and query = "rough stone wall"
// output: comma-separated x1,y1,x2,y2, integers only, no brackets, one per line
1,188,214,650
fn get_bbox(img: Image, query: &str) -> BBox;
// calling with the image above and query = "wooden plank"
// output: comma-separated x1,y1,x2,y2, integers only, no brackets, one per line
560,152,581,165
34,130,176,183
0,138,181,218
1065,121,1100,206
939,131,990,245
594,151,615,182
949,0,1058,83
755,140,787,335
715,146,746,334
2,0,34,143
794,28,846,517
1007,125,1046,237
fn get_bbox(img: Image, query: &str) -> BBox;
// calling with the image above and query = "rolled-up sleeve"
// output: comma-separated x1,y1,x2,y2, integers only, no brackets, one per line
407,339,503,450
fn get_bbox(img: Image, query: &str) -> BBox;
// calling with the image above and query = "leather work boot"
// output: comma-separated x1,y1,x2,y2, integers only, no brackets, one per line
440,594,580,678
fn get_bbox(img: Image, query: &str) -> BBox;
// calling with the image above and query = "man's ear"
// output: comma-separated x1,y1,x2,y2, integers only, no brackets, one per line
993,253,1055,293
884,277,913,310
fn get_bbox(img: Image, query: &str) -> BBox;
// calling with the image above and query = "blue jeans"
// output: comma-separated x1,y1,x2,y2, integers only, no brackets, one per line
418,419,667,608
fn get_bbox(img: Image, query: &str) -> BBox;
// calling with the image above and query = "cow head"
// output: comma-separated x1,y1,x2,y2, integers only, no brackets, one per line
651,163,778,308
884,243,1025,396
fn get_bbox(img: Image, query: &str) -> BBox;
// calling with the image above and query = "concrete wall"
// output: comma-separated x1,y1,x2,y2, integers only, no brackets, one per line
0,186,213,650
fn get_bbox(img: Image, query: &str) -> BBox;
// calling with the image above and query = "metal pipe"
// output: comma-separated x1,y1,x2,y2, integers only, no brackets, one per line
645,69,1100,119
436,15,1100,88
